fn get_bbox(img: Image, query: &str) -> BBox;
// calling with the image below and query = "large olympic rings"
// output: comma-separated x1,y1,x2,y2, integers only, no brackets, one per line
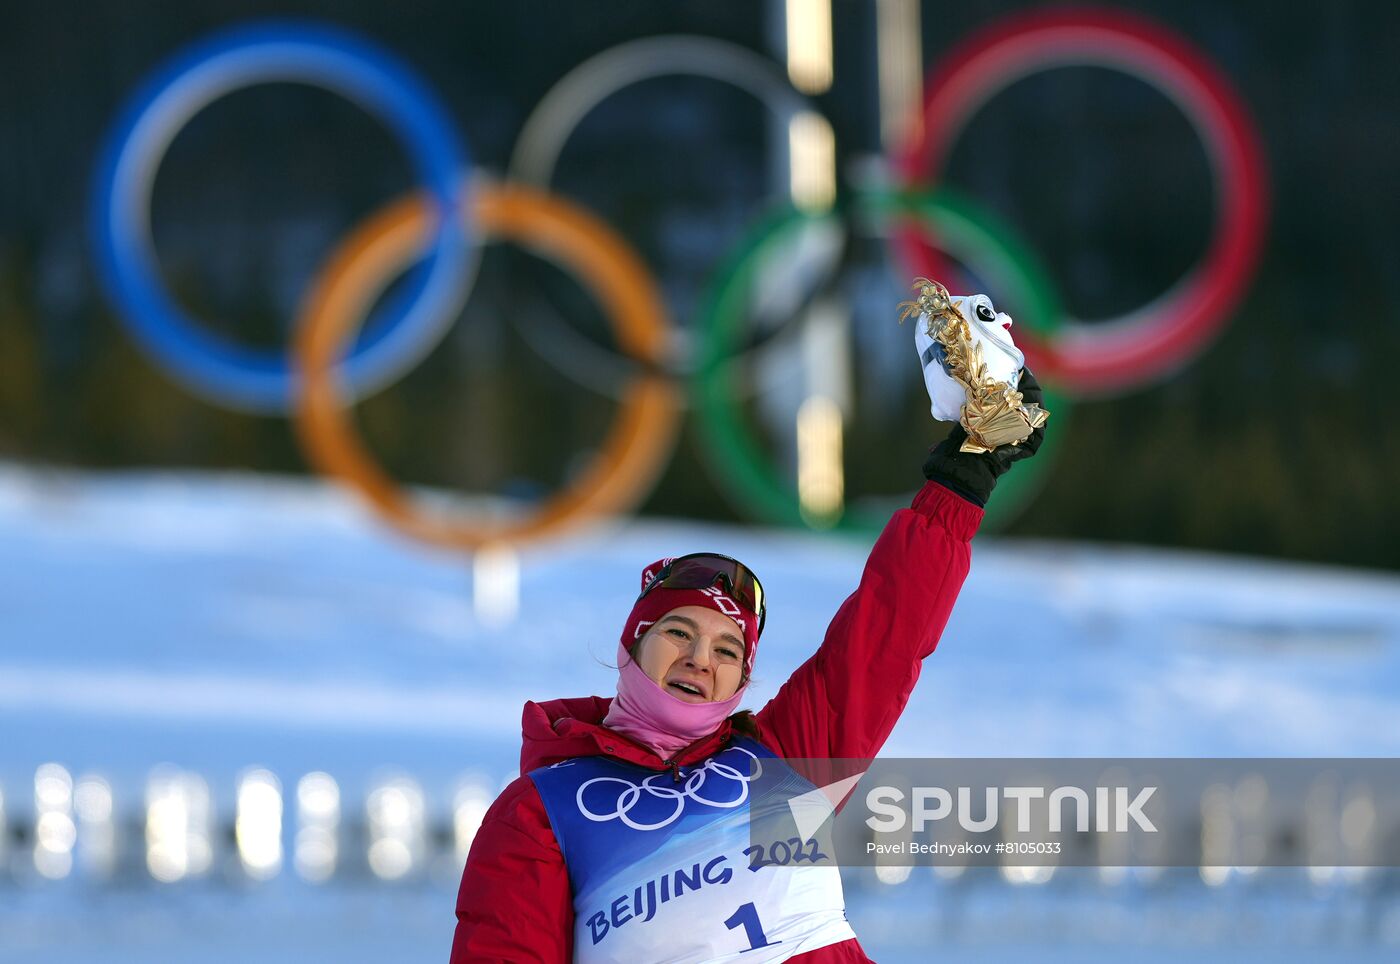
91,21,472,411
694,192,1071,534
895,7,1268,395
91,10,1269,548
294,181,682,551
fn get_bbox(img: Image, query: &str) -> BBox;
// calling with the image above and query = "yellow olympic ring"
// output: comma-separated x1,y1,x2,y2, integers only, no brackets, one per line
293,182,683,550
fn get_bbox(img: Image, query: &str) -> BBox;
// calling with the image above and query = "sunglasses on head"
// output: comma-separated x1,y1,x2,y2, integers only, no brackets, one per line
638,552,767,636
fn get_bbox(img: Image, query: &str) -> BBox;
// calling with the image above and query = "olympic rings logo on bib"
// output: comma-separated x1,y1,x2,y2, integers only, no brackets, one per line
90,10,1268,548
577,747,764,831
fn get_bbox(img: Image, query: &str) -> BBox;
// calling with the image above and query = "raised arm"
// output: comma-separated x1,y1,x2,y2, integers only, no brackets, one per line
450,777,573,963
754,347,1048,762
752,480,981,761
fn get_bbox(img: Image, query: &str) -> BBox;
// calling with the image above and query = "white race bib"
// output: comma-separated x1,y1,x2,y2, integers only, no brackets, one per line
529,739,857,963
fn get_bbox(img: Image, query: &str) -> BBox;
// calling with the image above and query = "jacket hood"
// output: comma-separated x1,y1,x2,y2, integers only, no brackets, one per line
519,696,734,774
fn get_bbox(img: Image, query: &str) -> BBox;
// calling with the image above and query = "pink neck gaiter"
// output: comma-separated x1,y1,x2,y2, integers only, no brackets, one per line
600,556,762,759
602,643,745,759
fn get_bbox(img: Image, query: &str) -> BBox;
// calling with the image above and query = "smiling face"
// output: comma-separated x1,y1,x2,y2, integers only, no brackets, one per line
631,605,747,704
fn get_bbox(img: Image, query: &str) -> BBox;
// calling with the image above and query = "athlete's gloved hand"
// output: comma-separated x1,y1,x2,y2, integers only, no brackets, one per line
922,367,1046,507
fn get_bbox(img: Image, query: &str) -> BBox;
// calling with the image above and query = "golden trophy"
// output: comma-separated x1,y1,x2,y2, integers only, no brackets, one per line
899,278,1050,454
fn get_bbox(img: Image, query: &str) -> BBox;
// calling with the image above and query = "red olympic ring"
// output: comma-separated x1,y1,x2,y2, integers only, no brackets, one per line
895,7,1269,396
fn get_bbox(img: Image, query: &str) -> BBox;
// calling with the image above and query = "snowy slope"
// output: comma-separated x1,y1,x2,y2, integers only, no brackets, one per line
1,465,1398,962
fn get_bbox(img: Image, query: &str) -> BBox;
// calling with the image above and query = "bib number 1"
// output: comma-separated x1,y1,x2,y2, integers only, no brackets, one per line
724,902,781,953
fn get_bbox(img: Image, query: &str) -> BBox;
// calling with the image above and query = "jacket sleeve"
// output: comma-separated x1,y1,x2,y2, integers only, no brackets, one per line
753,481,982,761
450,776,573,963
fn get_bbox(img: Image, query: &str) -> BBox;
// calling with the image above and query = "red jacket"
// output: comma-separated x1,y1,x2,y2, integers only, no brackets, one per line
451,482,982,962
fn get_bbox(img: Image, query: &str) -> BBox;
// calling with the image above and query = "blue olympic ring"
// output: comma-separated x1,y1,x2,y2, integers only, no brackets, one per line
90,21,472,411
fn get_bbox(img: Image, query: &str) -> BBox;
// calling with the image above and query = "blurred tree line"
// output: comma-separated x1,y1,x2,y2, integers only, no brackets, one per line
0,0,1396,569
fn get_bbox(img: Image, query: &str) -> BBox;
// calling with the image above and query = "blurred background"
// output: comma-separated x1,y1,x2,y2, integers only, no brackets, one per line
2,0,1398,961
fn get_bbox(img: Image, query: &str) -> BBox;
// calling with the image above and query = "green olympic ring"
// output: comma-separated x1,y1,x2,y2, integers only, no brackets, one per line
692,190,1072,535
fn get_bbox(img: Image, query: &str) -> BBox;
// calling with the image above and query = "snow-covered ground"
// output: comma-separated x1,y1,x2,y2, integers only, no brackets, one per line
2,464,1398,962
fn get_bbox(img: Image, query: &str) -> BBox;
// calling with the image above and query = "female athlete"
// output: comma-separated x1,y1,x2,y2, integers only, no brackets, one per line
450,298,1046,962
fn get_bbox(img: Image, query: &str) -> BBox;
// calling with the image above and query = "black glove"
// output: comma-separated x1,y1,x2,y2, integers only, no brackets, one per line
922,368,1046,507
